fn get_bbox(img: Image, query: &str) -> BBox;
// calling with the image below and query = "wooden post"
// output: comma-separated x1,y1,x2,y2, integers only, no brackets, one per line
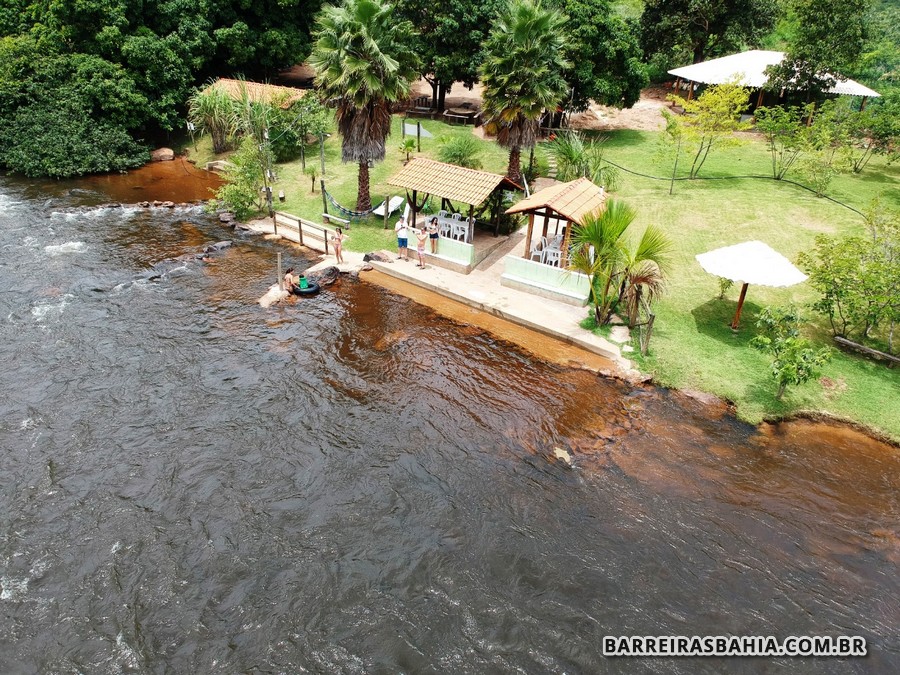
319,133,325,175
468,203,475,243
417,122,421,153
297,218,303,246
320,180,327,215
272,208,277,236
383,194,389,229
755,88,764,109
560,217,572,268
411,189,418,231
860,96,868,111
731,282,749,330
524,212,535,259
277,251,283,291
324,227,329,256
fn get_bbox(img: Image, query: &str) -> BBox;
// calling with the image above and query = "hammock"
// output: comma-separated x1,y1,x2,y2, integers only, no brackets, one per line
323,188,374,219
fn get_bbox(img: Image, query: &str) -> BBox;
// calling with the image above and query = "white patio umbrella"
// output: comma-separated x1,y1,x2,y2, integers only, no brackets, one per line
695,240,808,329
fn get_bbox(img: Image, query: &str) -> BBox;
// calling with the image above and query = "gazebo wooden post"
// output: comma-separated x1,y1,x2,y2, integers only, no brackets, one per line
731,282,750,330
755,88,764,108
542,211,550,240
411,189,418,228
468,203,475,242
687,81,694,101
560,218,572,268
860,96,868,111
493,191,502,237
524,213,535,260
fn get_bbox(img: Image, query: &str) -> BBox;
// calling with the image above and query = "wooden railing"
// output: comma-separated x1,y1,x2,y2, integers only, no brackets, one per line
274,211,334,255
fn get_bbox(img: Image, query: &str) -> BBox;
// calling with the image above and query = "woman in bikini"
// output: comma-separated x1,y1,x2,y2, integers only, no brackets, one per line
427,216,439,253
330,227,347,264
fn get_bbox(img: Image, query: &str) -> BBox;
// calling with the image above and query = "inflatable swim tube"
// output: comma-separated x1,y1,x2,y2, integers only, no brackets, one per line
292,281,320,296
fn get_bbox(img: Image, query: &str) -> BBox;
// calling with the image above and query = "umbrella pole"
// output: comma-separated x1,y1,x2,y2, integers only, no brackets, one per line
731,283,749,330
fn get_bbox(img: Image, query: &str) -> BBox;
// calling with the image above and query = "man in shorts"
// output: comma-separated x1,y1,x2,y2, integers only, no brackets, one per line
394,215,409,261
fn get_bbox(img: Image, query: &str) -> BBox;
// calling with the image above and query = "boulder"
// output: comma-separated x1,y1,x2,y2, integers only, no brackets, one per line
363,249,395,263
139,201,150,208
150,147,175,162
162,201,175,208
309,265,340,286
218,212,235,223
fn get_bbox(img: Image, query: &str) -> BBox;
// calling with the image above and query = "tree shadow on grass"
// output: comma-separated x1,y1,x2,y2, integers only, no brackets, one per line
690,297,763,347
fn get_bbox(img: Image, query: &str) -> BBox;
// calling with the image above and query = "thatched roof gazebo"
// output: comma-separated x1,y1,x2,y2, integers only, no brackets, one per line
505,177,607,268
204,78,308,109
388,158,522,239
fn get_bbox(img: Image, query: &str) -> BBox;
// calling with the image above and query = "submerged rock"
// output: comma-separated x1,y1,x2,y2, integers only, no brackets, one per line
204,241,232,253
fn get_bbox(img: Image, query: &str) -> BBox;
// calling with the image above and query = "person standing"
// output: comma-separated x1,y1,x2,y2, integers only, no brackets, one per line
394,215,409,261
330,227,347,264
426,216,439,253
415,226,428,268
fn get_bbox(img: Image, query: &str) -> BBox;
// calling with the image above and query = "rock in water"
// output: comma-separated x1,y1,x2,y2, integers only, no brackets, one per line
553,446,573,466
218,212,235,223
259,284,290,308
150,147,175,162
204,241,232,253
309,266,339,286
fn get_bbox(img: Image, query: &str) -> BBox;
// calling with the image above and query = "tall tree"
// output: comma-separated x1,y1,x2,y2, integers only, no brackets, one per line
480,0,570,184
550,0,648,109
394,0,505,112
309,0,420,211
640,0,778,65
766,0,869,100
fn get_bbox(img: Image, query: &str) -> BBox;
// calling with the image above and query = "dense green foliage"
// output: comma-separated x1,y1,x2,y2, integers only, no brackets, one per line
552,0,648,109
0,0,321,176
395,0,506,110
640,0,778,65
480,0,570,183
766,0,869,99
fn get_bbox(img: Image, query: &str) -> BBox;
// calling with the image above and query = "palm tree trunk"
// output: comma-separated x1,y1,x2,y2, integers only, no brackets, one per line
356,160,371,212
507,146,523,185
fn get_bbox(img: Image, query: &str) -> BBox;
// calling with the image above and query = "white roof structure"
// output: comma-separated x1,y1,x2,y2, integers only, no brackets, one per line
696,241,807,288
669,50,881,98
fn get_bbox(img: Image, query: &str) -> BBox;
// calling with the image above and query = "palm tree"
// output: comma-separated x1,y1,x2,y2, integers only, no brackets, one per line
568,199,671,326
309,0,420,211
480,0,570,185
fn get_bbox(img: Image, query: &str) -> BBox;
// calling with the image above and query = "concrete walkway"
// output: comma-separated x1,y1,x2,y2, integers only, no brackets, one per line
243,216,629,371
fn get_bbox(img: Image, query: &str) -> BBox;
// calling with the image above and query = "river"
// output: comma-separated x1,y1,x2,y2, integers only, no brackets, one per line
0,164,897,674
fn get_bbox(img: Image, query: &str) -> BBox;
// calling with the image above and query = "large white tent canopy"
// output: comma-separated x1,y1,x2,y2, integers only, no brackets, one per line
696,240,808,329
669,50,881,99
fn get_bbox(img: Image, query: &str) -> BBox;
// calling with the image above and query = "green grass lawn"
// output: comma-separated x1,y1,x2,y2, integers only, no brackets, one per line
194,118,900,441
592,129,900,441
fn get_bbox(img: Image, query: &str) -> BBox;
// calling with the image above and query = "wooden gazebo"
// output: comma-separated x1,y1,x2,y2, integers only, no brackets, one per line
505,177,607,268
388,158,522,239
203,78,308,109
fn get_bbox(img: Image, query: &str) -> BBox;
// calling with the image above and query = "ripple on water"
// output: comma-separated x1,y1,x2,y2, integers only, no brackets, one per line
43,241,86,255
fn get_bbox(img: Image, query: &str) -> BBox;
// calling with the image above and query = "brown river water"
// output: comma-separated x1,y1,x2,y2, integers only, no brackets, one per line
0,163,897,673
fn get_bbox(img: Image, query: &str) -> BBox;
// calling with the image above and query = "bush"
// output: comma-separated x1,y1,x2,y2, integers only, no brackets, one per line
437,135,483,169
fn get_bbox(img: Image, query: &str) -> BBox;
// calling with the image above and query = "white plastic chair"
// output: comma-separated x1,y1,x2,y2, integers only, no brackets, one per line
529,238,543,262
543,247,562,267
